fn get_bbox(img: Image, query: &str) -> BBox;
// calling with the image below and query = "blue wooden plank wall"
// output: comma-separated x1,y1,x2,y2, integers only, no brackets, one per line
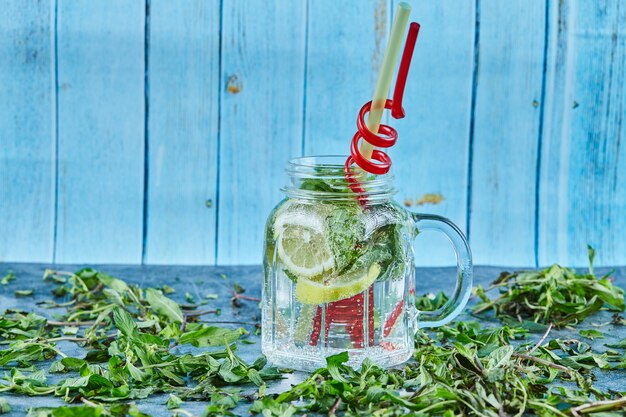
145,1,220,265
0,0,624,267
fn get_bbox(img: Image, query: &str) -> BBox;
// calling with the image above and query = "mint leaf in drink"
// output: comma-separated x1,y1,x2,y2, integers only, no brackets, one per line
368,224,405,281
298,166,361,195
340,221,406,284
323,202,366,273
282,269,298,283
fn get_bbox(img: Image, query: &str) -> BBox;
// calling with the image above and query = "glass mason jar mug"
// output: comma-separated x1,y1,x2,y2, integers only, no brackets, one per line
262,156,472,371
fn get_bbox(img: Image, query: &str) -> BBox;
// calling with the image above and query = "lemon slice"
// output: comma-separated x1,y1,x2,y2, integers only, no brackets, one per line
275,212,334,278
295,263,381,305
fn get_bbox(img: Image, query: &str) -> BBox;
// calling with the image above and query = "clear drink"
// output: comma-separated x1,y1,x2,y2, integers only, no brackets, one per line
262,156,472,371
263,201,415,370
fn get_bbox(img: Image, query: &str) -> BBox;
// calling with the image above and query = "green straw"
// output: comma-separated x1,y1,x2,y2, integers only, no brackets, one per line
359,2,411,160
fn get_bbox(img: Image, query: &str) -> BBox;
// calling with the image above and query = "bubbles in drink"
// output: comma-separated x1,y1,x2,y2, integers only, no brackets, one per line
262,196,415,371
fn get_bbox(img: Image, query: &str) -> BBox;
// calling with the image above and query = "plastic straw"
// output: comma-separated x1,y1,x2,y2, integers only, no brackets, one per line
359,2,411,160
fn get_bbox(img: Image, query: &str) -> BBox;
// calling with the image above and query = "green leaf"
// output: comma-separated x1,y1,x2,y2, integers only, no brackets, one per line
324,203,365,273
145,288,183,323
180,326,243,347
416,291,449,311
325,351,349,367
167,394,183,409
247,369,263,386
587,244,596,275
126,362,147,382
15,289,34,297
49,357,87,373
486,345,514,369
0,343,45,365
605,338,626,349
579,329,605,340
325,351,350,383
162,284,175,294
96,272,129,293
0,398,10,414
28,407,102,417
112,307,137,337
0,272,14,285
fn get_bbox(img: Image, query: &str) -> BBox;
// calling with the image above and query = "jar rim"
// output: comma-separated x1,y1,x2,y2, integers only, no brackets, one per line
283,155,396,202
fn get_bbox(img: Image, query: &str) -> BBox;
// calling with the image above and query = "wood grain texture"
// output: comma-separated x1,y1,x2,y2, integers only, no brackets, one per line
144,0,220,265
469,0,547,266
0,1,55,262
55,0,145,263
303,0,390,156
538,0,626,267
216,0,306,264
393,0,475,266
1,1,626,267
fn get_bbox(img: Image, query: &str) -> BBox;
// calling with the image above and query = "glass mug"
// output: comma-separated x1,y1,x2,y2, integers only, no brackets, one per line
262,156,472,371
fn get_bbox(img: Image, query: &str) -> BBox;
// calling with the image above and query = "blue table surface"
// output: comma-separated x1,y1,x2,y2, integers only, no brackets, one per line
1,263,625,416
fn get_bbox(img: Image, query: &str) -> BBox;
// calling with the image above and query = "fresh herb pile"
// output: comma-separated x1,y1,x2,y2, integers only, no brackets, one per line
474,247,625,327
0,269,279,416
254,324,625,416
1,256,626,416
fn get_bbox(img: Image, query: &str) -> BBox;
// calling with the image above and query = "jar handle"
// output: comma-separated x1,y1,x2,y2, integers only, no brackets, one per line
410,213,473,328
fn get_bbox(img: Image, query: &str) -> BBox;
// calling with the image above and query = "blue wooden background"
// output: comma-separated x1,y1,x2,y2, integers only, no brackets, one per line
1,0,625,267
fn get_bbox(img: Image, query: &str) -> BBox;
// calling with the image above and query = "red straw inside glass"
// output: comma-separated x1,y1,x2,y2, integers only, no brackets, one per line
310,23,421,347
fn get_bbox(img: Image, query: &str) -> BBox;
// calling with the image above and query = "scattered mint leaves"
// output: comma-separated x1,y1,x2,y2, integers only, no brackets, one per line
474,248,625,327
0,267,276,415
26,403,149,417
1,259,626,416
253,323,626,416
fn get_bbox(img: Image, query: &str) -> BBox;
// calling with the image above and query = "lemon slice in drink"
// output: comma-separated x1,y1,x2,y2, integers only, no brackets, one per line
295,263,381,305
275,212,334,278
